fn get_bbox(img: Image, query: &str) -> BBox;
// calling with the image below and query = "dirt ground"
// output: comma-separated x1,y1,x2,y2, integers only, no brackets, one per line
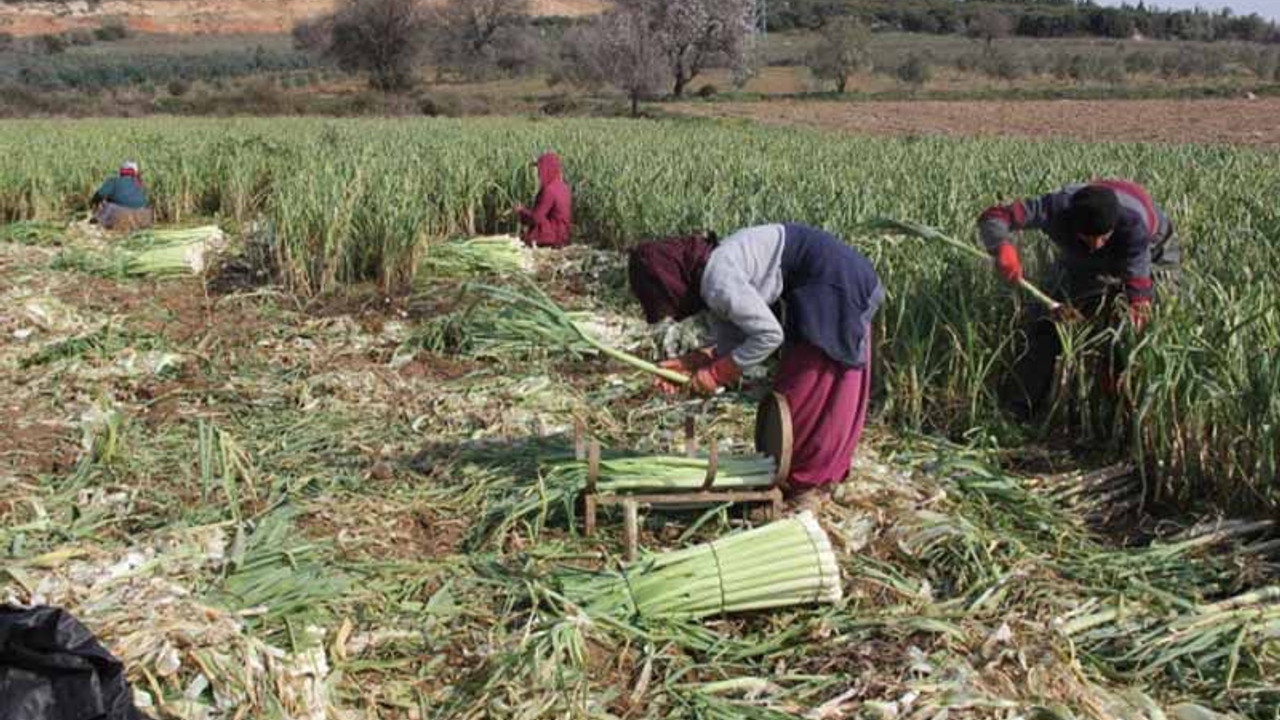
672,97,1280,147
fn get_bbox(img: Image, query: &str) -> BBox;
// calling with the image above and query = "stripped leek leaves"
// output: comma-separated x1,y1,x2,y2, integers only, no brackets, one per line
467,281,690,385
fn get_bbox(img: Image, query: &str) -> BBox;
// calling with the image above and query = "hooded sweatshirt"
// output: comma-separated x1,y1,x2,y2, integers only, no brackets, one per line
978,180,1173,305
518,153,572,248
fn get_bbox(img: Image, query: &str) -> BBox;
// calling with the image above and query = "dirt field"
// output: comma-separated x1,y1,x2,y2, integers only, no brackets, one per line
673,97,1280,147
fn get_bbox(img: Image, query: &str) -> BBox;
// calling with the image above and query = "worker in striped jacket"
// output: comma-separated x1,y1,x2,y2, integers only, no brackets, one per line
978,180,1180,416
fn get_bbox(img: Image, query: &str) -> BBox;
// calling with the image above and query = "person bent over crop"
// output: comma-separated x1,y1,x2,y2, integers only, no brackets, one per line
92,161,154,232
628,224,885,507
979,179,1180,417
515,152,571,248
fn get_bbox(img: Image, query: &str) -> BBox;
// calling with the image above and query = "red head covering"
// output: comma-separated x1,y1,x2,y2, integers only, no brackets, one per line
627,233,717,324
535,152,562,187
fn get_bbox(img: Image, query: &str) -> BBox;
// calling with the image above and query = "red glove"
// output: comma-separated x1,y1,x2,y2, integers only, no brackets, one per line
654,349,716,395
994,243,1023,285
690,355,742,396
1129,299,1151,332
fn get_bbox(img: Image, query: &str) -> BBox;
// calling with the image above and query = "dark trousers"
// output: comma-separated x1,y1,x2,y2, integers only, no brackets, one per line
1006,227,1180,418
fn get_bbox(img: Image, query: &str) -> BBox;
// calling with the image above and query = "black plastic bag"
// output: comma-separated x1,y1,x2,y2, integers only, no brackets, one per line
0,605,153,720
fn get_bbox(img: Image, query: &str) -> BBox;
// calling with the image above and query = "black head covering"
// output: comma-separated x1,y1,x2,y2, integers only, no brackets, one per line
1066,186,1120,237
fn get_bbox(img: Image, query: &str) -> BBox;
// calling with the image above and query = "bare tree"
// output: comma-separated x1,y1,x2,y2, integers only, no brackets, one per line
626,0,755,98
560,6,668,116
968,9,1013,47
433,0,533,80
299,0,432,92
805,17,870,93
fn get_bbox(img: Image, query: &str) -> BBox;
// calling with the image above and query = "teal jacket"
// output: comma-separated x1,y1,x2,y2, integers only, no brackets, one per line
93,176,148,209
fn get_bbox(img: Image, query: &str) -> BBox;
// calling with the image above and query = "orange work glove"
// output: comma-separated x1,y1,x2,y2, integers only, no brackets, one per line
690,355,742,396
1129,298,1151,332
654,349,716,395
994,242,1023,285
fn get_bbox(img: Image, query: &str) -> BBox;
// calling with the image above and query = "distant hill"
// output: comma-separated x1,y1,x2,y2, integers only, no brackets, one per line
0,0,608,36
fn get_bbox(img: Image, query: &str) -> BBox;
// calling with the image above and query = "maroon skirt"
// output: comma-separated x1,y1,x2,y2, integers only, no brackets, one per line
773,335,871,488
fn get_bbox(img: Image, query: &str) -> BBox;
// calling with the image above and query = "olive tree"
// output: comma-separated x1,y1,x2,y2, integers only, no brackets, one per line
806,17,871,93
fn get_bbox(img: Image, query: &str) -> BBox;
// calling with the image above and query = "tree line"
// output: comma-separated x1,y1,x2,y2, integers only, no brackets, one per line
294,0,755,113
768,0,1278,43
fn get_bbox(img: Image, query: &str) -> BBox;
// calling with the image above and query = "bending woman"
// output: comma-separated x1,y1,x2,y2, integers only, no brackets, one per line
628,224,885,505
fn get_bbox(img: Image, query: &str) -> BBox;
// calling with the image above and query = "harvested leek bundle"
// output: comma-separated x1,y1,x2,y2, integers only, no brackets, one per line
566,454,776,492
561,512,841,620
121,225,225,277
421,234,530,277
468,282,689,385
474,452,776,545
126,239,208,276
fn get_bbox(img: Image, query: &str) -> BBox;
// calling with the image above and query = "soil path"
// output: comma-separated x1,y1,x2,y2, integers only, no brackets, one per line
671,97,1280,148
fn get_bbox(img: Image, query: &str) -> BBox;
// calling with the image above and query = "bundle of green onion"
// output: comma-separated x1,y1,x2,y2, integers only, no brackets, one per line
473,452,776,545
121,225,224,277
562,512,842,620
421,234,529,277
569,454,776,492
467,282,689,385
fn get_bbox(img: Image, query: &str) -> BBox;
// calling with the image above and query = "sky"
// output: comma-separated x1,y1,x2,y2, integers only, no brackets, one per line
1098,1,1280,22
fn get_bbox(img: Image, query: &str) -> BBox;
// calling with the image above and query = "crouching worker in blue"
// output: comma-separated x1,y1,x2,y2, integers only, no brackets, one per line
979,179,1180,417
92,161,154,231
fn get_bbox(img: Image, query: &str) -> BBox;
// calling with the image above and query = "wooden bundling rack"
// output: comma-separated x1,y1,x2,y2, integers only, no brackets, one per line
578,411,789,561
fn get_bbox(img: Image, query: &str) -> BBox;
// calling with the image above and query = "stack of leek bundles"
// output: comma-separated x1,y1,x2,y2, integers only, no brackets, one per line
561,511,842,621
122,225,225,276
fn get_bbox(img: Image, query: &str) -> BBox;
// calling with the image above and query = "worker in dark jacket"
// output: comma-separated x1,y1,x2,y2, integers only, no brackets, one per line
92,161,154,231
629,224,885,508
978,179,1180,416
515,152,571,248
